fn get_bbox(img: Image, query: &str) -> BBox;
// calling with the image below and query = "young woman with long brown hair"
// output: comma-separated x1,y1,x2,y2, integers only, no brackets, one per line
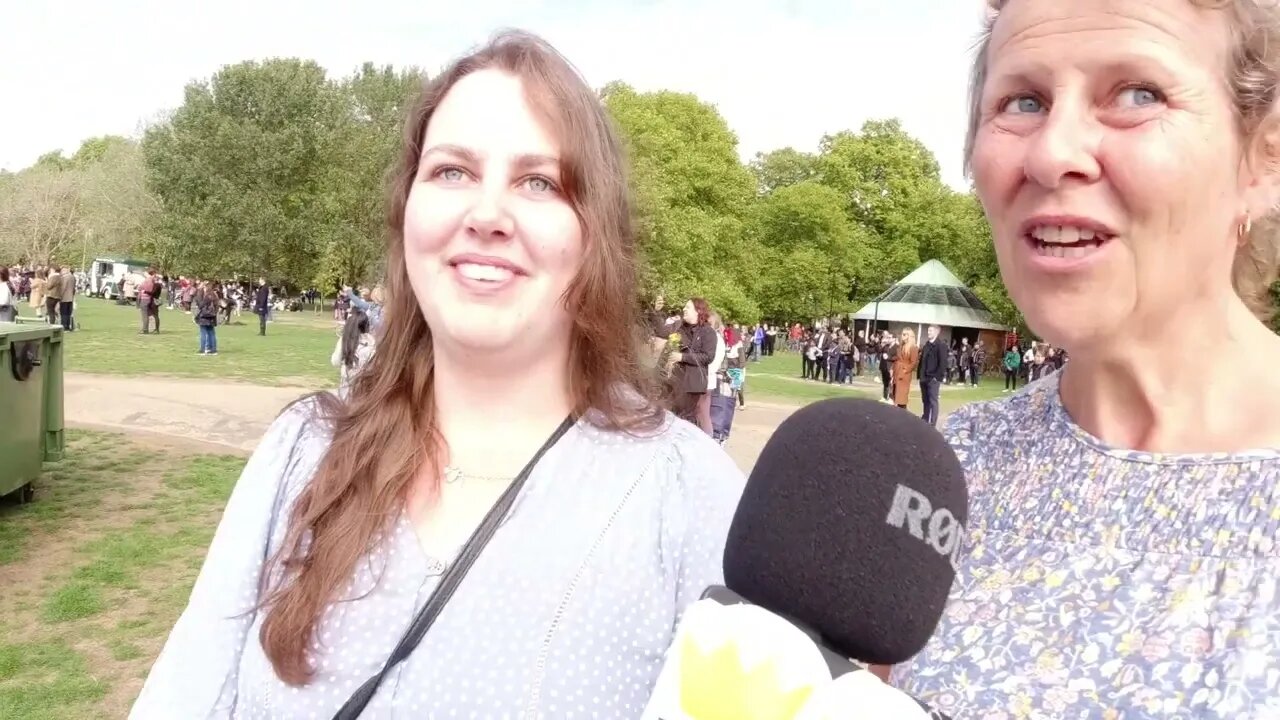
132,31,744,718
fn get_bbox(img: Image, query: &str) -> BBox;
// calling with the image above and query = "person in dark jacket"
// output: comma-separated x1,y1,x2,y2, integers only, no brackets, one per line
195,281,220,355
668,297,717,435
253,278,270,336
139,268,161,334
918,324,947,426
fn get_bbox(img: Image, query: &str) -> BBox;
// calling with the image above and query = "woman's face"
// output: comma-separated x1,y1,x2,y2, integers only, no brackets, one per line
682,300,697,325
972,0,1262,351
403,69,584,355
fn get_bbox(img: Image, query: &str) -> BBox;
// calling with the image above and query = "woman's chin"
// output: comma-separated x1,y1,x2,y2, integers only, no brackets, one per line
429,318,566,363
1024,313,1112,356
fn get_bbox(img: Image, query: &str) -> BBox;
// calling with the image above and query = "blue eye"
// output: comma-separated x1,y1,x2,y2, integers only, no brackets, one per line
1003,95,1044,114
522,176,557,193
439,167,465,182
1118,86,1163,107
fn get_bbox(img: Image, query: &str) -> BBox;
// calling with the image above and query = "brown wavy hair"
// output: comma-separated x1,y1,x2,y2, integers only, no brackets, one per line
257,29,664,685
689,297,711,325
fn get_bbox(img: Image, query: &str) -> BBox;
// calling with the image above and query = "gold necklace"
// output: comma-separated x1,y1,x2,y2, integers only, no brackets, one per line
442,466,515,485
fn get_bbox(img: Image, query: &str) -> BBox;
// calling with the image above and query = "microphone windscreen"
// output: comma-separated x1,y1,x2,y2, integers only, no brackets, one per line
723,397,967,665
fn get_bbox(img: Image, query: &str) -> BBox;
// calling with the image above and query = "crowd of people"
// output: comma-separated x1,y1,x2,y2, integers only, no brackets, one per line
642,302,1071,434
0,264,82,330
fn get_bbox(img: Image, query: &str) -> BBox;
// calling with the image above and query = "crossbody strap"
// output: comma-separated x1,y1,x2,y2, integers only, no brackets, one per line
332,414,577,719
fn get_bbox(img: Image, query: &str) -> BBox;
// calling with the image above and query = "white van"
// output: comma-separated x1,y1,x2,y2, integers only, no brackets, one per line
88,257,151,301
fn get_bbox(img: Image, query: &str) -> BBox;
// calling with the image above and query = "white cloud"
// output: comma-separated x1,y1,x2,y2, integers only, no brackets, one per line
0,0,987,188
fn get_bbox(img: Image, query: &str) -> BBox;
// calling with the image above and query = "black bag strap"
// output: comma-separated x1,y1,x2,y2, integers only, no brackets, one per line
332,414,577,719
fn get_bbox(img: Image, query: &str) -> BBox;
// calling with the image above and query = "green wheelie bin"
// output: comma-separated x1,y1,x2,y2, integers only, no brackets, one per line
0,319,65,504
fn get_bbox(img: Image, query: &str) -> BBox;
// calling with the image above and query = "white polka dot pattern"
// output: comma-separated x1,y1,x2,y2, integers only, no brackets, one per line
128,401,745,719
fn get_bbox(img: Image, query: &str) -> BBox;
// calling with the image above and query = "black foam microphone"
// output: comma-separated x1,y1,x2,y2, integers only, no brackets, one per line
723,395,968,667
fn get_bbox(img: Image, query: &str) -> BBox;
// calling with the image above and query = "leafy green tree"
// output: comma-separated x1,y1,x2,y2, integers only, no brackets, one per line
142,59,349,285
603,82,762,319
751,181,869,320
313,63,426,292
749,148,818,194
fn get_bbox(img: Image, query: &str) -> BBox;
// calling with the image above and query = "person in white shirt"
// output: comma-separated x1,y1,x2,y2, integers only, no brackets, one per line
706,314,727,393
0,267,15,322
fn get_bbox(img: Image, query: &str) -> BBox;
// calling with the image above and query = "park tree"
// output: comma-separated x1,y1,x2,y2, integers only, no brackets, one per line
815,119,946,290
749,148,818,195
0,166,82,266
142,58,350,285
33,150,71,172
313,63,426,292
602,82,763,320
73,137,163,261
751,181,870,321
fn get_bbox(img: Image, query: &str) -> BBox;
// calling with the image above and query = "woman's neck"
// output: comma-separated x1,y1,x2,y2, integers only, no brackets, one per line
1059,297,1280,453
431,340,574,475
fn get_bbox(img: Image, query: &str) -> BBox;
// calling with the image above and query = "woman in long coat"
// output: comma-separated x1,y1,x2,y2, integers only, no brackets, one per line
892,327,920,408
669,298,717,434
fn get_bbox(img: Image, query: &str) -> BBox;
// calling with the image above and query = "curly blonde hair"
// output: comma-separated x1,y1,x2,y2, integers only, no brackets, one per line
965,0,1280,320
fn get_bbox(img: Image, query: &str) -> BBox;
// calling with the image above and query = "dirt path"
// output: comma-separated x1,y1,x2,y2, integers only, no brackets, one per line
63,373,797,472
65,373,310,456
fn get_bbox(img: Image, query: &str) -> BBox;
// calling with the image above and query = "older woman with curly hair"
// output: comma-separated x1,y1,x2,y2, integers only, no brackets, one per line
887,1,1280,717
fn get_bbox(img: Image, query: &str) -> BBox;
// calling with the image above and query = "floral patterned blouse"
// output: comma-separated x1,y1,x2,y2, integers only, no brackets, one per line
893,372,1280,719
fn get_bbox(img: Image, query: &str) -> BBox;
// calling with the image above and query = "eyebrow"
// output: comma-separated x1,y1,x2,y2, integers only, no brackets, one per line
420,144,561,172
989,51,1181,89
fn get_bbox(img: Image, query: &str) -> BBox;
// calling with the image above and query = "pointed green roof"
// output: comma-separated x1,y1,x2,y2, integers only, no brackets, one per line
853,259,1007,330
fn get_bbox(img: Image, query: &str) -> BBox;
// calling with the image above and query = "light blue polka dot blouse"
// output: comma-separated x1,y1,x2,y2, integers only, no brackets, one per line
129,399,745,719
894,371,1280,719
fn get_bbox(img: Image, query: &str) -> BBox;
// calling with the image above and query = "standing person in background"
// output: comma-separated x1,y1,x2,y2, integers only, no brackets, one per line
139,268,161,334
878,331,896,402
752,323,764,361
971,342,986,386
43,266,61,325
0,267,15,322
891,327,919,409
705,313,730,441
647,294,675,358
195,281,220,355
669,298,717,435
58,266,74,331
723,321,747,410
1002,343,1021,393
345,285,385,334
28,268,45,320
918,324,946,426
330,309,376,399
253,278,269,337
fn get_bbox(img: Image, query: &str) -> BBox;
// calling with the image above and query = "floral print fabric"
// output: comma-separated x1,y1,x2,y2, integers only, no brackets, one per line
893,372,1280,719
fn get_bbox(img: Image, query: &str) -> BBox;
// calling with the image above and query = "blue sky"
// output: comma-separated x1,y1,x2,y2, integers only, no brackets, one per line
1,0,988,188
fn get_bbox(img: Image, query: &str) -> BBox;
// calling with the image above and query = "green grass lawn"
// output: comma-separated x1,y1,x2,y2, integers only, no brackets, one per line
0,431,246,719
56,297,339,387
37,298,1008,412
